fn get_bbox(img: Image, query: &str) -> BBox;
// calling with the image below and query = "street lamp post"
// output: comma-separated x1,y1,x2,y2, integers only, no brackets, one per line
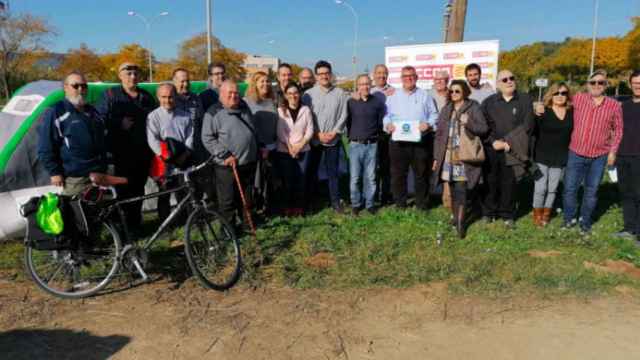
335,0,358,91
127,10,169,82
589,0,599,75
206,0,213,65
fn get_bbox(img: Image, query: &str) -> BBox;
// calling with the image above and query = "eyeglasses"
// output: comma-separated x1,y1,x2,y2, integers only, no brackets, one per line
500,76,516,83
588,80,607,86
123,71,138,77
401,74,417,79
553,91,569,96
449,89,462,95
316,71,331,77
69,83,88,90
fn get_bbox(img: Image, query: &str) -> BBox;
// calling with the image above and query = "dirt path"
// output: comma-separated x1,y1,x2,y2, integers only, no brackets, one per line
1,277,640,360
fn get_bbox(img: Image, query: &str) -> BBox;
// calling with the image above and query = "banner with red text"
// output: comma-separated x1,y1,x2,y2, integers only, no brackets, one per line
385,40,500,89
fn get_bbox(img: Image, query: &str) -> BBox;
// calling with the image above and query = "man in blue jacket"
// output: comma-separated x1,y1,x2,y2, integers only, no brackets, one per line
38,71,107,196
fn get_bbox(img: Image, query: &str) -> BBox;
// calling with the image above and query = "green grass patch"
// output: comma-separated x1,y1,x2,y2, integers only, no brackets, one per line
3,182,640,297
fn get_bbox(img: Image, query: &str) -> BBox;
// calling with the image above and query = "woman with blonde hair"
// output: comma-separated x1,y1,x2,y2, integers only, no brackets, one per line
532,82,574,226
243,71,278,214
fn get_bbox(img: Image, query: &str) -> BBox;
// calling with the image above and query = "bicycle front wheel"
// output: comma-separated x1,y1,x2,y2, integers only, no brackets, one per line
24,221,121,299
184,208,241,291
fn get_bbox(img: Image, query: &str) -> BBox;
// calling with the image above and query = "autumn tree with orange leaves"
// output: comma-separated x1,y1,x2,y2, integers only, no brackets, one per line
0,12,55,99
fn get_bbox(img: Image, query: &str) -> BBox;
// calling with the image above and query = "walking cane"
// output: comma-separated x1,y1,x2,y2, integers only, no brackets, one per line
231,162,256,238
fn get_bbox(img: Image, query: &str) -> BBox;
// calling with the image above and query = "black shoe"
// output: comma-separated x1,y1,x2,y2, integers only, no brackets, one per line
351,207,361,216
366,206,378,215
481,216,495,224
612,230,635,239
561,219,577,230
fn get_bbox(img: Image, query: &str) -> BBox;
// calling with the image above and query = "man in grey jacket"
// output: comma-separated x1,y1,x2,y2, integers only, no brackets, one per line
303,60,348,212
201,80,258,224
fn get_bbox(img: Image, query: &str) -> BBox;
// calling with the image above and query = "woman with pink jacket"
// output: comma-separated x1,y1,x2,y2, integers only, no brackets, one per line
276,82,314,216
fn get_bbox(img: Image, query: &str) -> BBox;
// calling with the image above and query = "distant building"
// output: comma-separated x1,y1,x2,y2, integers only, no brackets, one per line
243,55,280,77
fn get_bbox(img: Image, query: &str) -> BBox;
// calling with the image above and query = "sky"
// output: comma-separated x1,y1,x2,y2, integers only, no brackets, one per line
7,0,640,76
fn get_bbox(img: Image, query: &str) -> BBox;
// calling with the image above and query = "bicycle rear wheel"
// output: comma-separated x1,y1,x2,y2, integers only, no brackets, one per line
24,221,121,299
184,207,241,290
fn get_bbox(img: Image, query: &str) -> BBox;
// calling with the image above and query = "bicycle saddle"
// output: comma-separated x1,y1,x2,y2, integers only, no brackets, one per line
89,173,129,186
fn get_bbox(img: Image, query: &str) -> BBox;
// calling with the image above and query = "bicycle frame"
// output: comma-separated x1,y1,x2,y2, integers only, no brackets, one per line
99,165,209,252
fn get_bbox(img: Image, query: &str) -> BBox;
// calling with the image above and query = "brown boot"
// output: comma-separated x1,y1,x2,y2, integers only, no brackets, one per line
542,208,552,226
532,208,543,227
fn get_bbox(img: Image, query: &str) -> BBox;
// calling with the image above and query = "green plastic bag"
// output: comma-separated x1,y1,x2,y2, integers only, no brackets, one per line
36,193,64,235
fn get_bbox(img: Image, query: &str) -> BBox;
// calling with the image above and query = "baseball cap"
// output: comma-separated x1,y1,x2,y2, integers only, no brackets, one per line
118,62,140,73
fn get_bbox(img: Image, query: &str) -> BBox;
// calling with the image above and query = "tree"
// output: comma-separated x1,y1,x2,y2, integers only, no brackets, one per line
153,61,178,82
56,43,107,81
0,12,55,99
100,43,151,82
625,17,640,70
499,41,563,91
176,32,246,81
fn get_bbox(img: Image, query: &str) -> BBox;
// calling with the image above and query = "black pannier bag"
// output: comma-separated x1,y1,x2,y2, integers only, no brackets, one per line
20,195,84,251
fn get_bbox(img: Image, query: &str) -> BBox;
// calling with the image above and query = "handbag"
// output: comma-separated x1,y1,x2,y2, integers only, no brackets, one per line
457,113,485,164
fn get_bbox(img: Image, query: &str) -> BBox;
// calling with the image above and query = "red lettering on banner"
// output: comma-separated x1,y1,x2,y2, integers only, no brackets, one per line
412,65,454,80
416,54,436,61
472,51,494,58
443,52,464,60
388,56,408,63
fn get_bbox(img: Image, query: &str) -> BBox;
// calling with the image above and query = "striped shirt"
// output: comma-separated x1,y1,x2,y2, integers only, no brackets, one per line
569,92,623,158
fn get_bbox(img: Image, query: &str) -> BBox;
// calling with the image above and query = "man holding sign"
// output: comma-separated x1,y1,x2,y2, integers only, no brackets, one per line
383,66,439,210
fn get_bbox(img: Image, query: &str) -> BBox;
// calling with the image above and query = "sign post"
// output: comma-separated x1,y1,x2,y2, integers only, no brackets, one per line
535,78,549,102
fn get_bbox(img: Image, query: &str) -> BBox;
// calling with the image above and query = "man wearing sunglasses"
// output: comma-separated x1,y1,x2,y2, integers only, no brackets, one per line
480,70,535,227
97,62,157,230
546,69,622,234
38,71,107,196
199,62,226,112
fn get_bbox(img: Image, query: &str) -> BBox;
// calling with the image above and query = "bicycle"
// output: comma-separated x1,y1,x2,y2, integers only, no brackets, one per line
23,157,241,299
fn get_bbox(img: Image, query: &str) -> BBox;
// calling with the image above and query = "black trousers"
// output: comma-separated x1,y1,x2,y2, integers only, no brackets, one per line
115,168,149,228
376,135,393,204
481,148,516,220
214,163,256,224
388,135,433,209
157,176,188,224
617,155,640,234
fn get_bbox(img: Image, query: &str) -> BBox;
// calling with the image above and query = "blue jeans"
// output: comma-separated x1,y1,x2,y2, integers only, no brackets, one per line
349,142,378,209
563,150,607,230
308,143,342,208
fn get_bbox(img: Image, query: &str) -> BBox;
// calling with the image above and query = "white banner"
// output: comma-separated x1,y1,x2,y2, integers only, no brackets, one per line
385,40,500,90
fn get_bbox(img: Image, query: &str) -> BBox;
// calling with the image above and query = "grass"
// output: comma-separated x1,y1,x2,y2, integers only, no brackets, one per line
2,181,640,297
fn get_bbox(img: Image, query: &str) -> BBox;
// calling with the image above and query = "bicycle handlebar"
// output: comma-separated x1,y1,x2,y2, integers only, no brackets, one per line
169,155,215,179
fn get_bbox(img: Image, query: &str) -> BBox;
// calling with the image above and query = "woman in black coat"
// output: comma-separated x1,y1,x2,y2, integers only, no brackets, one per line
432,80,489,238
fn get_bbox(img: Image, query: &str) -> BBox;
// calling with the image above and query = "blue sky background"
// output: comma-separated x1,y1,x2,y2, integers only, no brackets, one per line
8,0,640,75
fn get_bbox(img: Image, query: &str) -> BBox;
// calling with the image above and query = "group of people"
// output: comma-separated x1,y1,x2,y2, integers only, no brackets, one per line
37,58,640,243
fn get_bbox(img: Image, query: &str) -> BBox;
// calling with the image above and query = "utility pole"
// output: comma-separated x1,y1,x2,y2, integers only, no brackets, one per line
442,1,453,42
206,0,212,65
446,0,467,42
